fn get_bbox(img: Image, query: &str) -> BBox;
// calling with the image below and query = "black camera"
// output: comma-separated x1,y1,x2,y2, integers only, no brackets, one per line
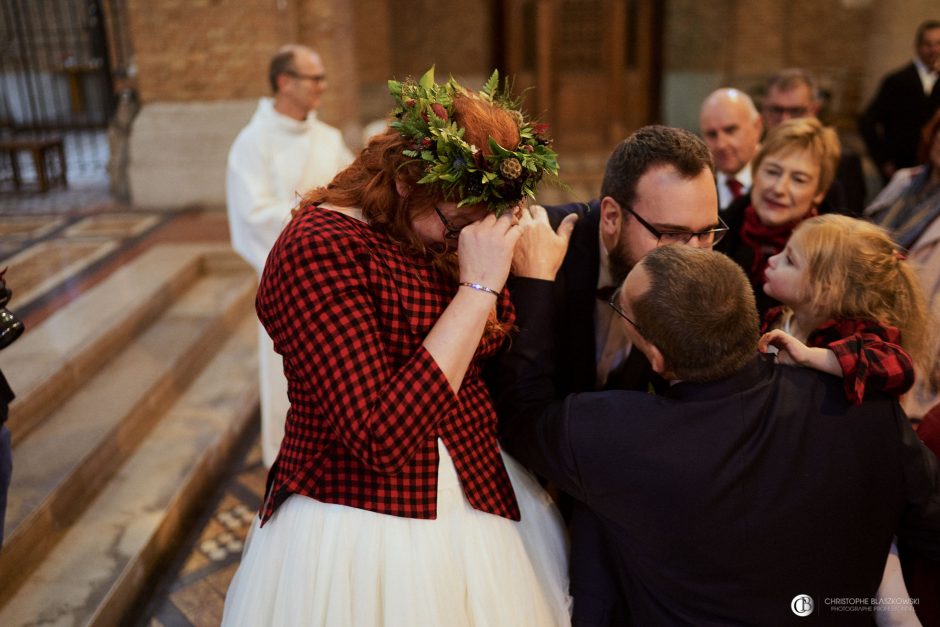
0,269,24,350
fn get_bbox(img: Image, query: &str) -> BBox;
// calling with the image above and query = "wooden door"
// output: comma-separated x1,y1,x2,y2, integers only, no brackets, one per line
500,0,662,152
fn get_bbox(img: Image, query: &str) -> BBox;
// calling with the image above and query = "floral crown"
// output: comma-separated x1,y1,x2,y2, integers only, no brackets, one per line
388,66,562,214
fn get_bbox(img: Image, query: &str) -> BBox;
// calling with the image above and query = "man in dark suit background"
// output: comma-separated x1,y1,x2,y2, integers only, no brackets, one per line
505,126,724,626
762,68,867,216
498,243,940,626
859,19,940,183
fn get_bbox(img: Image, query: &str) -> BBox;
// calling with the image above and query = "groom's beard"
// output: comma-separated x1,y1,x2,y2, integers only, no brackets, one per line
607,238,635,287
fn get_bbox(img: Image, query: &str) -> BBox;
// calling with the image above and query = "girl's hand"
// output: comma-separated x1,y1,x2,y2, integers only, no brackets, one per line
457,212,520,292
511,204,578,280
759,329,810,366
759,330,841,376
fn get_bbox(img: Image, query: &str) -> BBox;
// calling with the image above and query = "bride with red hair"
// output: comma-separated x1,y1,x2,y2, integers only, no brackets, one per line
222,70,571,626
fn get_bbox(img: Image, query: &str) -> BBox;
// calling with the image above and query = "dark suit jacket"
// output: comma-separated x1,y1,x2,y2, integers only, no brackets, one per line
0,369,12,425
538,201,654,396
498,279,940,626
859,62,940,178
0,369,13,548
502,200,652,626
539,200,602,396
824,152,867,217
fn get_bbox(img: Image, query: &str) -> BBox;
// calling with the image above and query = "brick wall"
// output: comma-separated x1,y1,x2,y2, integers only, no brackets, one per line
351,0,494,129
296,0,359,132
127,0,361,129
128,0,292,103
664,0,873,124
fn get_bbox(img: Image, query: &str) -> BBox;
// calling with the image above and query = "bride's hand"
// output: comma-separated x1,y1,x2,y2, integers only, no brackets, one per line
457,212,520,292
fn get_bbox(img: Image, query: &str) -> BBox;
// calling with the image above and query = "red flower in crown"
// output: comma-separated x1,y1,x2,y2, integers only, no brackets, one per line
431,103,448,121
531,123,550,136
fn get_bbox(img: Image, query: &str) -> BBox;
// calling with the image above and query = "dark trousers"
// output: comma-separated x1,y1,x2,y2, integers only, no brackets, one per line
0,424,10,548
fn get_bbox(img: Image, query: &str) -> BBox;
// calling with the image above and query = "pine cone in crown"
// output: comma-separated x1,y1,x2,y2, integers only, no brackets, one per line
499,158,522,180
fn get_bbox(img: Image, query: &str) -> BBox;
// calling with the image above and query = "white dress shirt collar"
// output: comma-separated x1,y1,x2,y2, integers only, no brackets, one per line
716,163,753,210
914,57,938,96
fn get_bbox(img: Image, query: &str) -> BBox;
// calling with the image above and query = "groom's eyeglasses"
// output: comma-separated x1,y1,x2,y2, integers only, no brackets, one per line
608,287,642,332
623,205,729,247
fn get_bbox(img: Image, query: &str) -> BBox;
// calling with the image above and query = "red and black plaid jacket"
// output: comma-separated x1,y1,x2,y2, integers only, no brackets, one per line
763,307,915,405
256,206,520,524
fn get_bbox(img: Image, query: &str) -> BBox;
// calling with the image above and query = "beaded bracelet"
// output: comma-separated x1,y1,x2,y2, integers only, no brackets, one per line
459,282,499,297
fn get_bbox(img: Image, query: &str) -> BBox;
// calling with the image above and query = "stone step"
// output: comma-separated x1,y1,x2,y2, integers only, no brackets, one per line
1,244,225,445
0,312,259,626
0,244,258,611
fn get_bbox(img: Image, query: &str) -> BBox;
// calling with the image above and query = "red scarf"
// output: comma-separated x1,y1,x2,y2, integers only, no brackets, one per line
738,204,816,286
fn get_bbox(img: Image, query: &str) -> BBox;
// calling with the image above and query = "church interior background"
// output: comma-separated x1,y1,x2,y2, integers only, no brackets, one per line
0,0,935,624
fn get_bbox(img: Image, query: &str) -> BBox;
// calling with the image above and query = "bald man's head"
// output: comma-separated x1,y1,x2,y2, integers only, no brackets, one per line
699,88,763,176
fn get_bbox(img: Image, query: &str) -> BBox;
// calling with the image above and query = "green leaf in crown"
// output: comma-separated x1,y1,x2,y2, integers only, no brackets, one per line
388,66,566,214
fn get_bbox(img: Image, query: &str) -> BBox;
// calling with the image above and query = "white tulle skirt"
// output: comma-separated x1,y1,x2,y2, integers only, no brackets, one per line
221,440,572,627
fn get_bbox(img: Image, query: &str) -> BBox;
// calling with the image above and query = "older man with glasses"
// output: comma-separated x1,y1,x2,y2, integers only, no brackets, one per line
494,125,721,627
761,68,866,217
226,44,353,468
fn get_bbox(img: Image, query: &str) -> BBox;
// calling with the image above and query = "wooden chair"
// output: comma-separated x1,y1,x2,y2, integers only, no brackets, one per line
0,136,67,193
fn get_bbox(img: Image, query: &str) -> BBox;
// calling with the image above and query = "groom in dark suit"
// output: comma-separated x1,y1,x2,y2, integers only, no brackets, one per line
498,244,940,626
859,19,940,182
512,126,723,626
